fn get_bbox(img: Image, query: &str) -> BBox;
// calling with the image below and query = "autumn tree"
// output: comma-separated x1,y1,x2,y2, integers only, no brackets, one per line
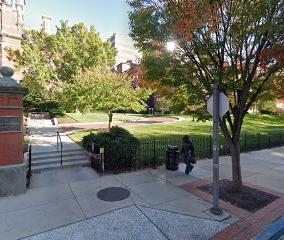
128,0,284,190
61,68,150,129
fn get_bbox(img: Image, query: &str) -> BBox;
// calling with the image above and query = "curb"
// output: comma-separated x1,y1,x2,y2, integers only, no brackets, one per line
253,216,284,240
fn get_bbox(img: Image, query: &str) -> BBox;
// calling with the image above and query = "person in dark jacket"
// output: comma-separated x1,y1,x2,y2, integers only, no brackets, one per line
181,135,195,175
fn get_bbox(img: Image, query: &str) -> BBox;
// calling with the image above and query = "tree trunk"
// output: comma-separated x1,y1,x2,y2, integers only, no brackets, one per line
108,112,113,130
229,141,242,192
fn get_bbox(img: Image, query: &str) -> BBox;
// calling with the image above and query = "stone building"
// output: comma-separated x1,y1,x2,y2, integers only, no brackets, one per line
0,0,25,69
109,33,142,70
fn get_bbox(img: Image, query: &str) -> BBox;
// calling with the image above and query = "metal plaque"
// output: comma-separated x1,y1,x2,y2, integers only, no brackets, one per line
0,117,22,133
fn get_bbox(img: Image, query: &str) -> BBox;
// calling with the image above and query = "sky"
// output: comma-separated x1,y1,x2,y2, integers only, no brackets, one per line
25,0,131,40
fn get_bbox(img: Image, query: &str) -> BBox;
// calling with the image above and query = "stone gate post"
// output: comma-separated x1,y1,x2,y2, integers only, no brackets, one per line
0,66,27,196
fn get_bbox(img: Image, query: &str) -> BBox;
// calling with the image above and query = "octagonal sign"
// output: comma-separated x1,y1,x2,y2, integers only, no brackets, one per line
207,92,229,118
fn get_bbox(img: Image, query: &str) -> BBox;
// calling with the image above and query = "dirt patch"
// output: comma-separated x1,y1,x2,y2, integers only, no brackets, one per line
198,179,280,213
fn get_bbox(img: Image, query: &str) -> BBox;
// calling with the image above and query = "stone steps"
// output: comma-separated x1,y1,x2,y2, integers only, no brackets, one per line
31,160,90,172
32,149,85,161
31,148,89,171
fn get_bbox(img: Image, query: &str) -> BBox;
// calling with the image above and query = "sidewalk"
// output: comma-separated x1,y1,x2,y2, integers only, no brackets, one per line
28,119,82,153
0,166,236,240
0,146,283,239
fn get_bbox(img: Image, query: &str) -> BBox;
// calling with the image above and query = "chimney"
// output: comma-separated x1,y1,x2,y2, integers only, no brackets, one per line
42,16,51,34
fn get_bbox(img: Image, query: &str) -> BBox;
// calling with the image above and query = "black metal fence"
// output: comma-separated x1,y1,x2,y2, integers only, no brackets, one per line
135,130,284,169
93,130,284,174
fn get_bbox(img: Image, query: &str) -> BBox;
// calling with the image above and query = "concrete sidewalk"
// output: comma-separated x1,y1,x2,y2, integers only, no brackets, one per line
0,146,283,240
28,119,82,153
0,166,236,240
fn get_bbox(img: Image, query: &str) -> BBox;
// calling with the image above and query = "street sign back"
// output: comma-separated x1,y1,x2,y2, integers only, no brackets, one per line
207,92,229,118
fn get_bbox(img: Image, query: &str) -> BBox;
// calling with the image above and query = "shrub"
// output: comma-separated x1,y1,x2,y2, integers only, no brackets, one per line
82,127,139,171
24,94,64,117
259,100,277,114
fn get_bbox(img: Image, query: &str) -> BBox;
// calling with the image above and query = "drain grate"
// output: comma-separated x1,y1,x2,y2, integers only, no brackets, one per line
97,187,130,202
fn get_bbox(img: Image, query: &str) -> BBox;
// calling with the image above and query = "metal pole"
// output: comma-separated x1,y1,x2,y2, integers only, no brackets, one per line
209,135,212,158
57,132,59,151
211,84,222,215
244,132,247,152
153,138,156,169
61,144,63,166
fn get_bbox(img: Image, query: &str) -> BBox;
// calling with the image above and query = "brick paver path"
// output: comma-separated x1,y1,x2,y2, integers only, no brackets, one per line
59,116,181,132
180,178,284,240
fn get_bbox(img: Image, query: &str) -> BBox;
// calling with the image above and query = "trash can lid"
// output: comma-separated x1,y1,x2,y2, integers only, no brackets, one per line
167,145,178,150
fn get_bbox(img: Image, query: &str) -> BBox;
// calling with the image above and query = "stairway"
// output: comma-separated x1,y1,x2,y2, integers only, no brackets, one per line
31,148,90,171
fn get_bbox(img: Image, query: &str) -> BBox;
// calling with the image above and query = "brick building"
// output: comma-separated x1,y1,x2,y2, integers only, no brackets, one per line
0,0,25,69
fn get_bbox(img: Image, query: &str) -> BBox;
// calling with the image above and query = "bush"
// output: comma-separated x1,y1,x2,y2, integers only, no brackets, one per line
259,100,277,114
82,127,139,171
24,94,64,117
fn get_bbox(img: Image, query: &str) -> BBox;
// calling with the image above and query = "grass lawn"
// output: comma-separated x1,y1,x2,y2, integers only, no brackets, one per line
128,114,284,139
69,114,284,164
64,112,145,123
69,114,284,143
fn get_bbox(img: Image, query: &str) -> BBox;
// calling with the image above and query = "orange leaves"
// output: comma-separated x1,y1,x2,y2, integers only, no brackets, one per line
161,0,221,41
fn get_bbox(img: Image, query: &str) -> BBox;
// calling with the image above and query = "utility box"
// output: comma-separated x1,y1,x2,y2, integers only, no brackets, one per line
165,145,179,171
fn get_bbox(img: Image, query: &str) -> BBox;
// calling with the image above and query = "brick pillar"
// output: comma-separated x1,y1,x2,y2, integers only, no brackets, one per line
0,66,27,196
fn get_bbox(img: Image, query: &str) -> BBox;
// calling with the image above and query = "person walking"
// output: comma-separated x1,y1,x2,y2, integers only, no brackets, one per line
181,135,195,175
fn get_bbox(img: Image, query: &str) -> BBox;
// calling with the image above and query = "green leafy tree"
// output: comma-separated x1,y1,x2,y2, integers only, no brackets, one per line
128,0,284,190
61,68,151,129
8,21,117,110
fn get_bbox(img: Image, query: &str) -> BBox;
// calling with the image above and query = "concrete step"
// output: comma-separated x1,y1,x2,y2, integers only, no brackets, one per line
31,156,87,167
32,148,84,157
32,151,86,161
31,160,90,172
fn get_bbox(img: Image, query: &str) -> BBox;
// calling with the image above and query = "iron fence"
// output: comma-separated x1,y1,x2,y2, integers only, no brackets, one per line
94,130,284,174
135,130,284,169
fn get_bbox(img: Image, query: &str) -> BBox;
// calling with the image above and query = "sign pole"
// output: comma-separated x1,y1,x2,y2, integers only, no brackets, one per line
211,84,222,215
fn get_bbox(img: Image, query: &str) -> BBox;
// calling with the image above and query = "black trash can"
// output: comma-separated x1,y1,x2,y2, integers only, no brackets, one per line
165,145,179,171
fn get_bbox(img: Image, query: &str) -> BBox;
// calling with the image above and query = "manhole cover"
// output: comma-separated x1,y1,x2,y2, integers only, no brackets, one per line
97,187,130,202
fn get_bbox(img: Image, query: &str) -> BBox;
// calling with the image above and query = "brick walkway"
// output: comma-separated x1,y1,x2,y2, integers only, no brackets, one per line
180,178,284,240
59,116,181,133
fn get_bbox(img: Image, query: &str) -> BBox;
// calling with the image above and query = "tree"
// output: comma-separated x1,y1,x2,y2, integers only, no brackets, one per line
61,68,151,129
8,21,117,109
128,0,284,190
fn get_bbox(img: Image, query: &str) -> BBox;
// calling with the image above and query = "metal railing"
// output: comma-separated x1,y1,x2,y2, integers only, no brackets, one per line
57,131,63,166
26,144,32,187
